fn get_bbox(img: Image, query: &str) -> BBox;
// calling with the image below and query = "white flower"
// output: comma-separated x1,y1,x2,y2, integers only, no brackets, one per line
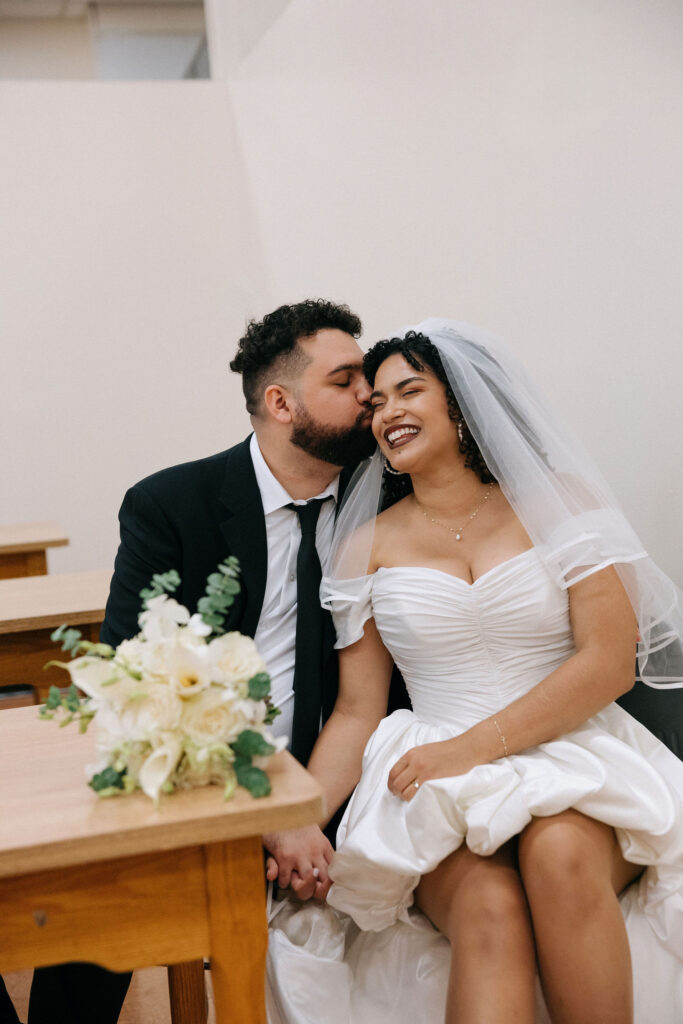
208,632,267,690
139,738,182,801
138,595,190,643
114,638,146,674
164,640,213,697
187,613,212,638
180,686,248,745
67,656,130,701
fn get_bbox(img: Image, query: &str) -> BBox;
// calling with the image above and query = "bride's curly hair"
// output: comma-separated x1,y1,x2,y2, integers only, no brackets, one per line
363,331,496,508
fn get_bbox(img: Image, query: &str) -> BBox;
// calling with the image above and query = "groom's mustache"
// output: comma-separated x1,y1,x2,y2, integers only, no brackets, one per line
357,404,374,430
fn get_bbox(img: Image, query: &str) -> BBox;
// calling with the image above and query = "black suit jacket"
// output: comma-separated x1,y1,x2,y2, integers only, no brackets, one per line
102,436,409,763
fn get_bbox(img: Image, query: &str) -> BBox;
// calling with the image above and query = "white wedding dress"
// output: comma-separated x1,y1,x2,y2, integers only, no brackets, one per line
267,550,683,1023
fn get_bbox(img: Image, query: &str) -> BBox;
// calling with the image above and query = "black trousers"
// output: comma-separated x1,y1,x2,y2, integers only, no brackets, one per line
27,965,131,1024
0,977,21,1024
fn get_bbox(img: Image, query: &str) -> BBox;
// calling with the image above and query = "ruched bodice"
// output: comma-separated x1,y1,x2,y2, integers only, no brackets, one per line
372,551,575,725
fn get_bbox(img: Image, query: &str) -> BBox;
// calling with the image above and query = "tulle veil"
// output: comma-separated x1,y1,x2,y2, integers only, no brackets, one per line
321,318,683,689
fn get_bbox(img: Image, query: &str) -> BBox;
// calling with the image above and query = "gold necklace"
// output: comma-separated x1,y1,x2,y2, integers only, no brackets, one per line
415,483,494,542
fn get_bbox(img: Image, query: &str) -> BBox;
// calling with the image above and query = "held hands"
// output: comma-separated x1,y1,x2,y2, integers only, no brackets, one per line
263,825,334,901
388,736,485,801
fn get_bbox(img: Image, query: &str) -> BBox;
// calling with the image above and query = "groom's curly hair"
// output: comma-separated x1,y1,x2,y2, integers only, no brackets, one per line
363,331,496,508
231,299,362,414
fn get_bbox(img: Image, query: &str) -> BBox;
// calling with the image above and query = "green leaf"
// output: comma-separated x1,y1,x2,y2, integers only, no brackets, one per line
44,685,63,710
64,684,81,712
88,766,126,792
50,625,83,654
234,759,271,798
197,559,243,635
78,641,115,659
247,673,271,700
264,704,281,725
230,729,276,759
139,569,181,607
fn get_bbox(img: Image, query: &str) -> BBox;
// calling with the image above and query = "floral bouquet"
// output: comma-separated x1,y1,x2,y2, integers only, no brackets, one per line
40,558,285,803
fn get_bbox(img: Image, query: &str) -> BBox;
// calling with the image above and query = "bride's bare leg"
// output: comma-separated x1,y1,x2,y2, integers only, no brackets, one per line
518,809,642,1024
415,841,535,1024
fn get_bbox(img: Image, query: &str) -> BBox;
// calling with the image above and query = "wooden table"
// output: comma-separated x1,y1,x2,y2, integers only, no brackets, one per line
0,569,111,703
0,706,324,1024
0,522,68,579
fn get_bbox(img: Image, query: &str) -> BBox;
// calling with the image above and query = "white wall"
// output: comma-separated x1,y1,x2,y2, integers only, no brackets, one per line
1,1,682,587
1,82,264,572
218,0,683,582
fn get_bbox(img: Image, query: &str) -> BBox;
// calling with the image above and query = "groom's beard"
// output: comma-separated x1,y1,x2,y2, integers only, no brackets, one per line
290,406,376,466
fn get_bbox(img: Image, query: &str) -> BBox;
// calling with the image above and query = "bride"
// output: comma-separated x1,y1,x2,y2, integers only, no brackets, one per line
266,319,683,1024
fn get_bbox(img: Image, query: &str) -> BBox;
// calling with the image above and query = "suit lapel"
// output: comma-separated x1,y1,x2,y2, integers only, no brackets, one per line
218,437,268,638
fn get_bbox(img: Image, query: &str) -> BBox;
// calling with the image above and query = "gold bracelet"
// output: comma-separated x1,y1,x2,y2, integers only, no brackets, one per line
493,717,509,757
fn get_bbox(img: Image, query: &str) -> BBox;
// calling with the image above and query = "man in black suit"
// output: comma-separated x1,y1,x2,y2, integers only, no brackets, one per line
27,298,399,1024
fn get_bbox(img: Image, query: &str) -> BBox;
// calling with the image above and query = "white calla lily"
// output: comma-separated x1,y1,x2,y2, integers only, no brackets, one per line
139,738,182,801
165,641,213,697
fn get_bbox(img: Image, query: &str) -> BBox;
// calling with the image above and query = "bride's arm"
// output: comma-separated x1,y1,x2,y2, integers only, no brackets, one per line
389,565,637,799
264,616,393,896
308,616,394,817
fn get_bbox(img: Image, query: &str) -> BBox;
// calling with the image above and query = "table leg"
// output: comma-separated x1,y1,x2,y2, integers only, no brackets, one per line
204,836,268,1024
168,960,208,1024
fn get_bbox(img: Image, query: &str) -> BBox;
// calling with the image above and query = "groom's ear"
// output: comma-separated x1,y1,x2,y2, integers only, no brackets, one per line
263,383,295,424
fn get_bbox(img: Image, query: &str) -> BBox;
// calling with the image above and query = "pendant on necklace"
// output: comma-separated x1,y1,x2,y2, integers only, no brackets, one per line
455,533,462,541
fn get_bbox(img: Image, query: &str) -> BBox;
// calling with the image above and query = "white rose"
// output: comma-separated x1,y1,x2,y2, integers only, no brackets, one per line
114,638,145,674
180,686,248,745
208,633,267,690
92,683,183,743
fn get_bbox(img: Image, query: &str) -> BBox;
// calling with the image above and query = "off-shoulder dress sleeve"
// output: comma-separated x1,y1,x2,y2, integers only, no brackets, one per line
320,574,374,649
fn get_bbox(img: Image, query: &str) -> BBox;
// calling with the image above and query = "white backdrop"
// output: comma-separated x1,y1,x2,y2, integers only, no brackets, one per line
1,0,682,585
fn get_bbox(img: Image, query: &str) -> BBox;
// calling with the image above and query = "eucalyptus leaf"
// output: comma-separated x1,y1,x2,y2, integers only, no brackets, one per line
231,729,276,759
89,766,126,792
234,760,271,798
247,673,271,700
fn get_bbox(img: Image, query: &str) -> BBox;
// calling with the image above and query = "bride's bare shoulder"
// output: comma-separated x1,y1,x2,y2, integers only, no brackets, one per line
369,497,415,572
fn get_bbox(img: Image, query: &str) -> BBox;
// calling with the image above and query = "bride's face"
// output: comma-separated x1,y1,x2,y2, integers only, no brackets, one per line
370,353,460,473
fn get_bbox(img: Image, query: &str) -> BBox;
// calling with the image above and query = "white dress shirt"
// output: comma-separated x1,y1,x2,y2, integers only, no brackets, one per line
249,434,339,747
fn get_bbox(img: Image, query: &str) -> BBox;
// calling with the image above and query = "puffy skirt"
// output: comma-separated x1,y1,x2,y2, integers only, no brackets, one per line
268,705,683,1022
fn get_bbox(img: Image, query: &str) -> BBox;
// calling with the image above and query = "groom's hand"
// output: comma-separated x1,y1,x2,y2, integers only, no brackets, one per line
263,826,334,901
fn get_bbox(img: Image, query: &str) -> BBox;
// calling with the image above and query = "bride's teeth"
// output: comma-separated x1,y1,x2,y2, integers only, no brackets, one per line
388,427,419,445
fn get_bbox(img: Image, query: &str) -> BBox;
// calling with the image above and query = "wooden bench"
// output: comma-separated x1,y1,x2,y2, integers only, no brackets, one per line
0,570,110,705
0,522,69,580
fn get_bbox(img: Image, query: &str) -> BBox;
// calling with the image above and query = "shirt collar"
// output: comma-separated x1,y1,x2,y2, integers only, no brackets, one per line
250,434,339,515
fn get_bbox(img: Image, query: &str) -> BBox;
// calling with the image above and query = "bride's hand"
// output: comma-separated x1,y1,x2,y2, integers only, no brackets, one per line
388,738,483,801
263,826,334,900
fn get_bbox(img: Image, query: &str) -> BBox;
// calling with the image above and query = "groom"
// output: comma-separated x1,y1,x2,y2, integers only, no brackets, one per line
27,298,407,1024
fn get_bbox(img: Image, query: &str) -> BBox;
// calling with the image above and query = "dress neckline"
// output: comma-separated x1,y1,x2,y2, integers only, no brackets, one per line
375,547,538,590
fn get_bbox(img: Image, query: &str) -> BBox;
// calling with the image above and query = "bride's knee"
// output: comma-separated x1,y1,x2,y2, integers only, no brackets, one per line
445,860,529,951
518,814,613,915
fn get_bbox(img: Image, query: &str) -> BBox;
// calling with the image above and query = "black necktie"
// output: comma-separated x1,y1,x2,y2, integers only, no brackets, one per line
288,497,332,765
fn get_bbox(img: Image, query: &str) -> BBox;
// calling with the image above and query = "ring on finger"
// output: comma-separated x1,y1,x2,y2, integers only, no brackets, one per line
412,780,420,790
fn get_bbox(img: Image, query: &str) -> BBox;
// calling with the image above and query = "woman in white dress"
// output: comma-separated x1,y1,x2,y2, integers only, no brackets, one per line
267,320,683,1024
